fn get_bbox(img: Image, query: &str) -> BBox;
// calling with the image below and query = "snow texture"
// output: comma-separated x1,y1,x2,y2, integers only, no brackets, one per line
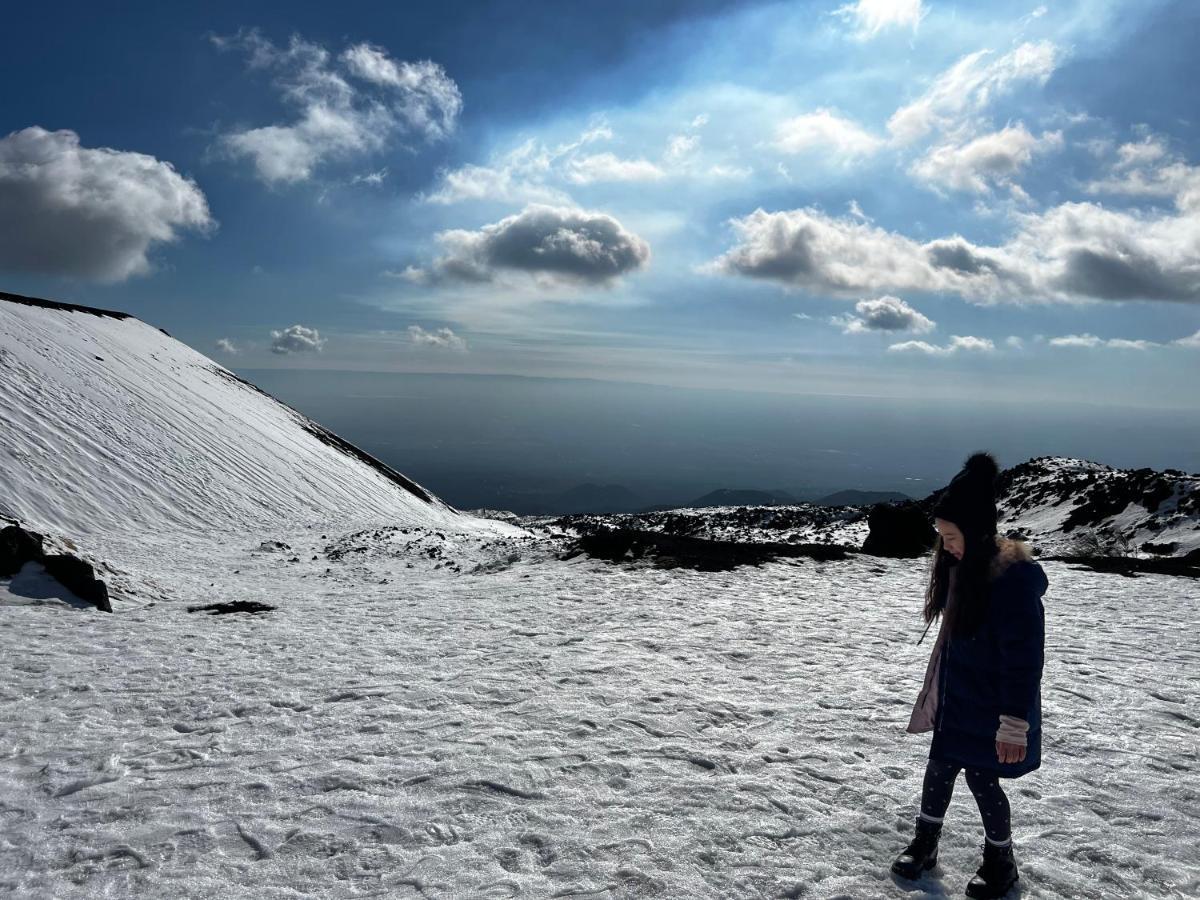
3,530,1199,898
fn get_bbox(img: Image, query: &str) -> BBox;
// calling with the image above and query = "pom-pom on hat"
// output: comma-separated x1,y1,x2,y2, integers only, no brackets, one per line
931,451,1001,538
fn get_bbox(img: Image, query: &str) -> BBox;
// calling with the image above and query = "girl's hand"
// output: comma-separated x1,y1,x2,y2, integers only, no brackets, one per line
997,741,1026,764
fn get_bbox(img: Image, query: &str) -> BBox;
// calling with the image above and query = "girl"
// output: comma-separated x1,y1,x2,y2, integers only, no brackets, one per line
890,451,1049,899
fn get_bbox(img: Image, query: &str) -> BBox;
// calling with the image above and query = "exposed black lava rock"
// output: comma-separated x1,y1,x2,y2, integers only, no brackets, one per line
1042,553,1200,579
187,600,276,615
1,524,112,612
559,526,848,571
1141,541,1179,555
549,501,864,545
41,555,112,612
1,524,44,576
1061,467,1183,532
860,501,936,558
0,290,133,320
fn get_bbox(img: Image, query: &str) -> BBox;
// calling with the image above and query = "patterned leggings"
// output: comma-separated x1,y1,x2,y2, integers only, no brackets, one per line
919,758,1012,845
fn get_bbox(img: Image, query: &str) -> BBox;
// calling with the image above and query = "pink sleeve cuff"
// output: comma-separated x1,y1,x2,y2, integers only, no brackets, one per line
996,714,1029,746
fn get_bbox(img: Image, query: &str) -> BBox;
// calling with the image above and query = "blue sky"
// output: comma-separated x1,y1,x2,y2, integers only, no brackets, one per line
3,0,1199,407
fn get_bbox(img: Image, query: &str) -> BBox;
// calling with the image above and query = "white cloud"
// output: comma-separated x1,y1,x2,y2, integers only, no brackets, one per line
831,295,936,333
705,206,988,297
887,335,995,354
423,114,746,204
566,153,665,184
773,109,884,159
422,158,573,206
665,133,700,161
0,126,213,282
215,338,239,354
270,324,326,354
1005,335,1024,349
1049,333,1156,349
214,31,461,184
382,265,430,283
408,324,468,350
424,203,651,287
1175,329,1200,348
909,124,1062,195
708,163,753,179
350,169,387,186
421,126,610,205
835,0,927,39
708,193,1200,305
887,41,1059,145
1085,134,1200,212
847,199,871,221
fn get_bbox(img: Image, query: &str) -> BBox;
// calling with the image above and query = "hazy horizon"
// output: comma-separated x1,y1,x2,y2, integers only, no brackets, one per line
239,367,1200,514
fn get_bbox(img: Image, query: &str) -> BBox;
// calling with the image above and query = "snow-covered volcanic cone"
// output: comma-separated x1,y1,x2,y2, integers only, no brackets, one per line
0,290,530,604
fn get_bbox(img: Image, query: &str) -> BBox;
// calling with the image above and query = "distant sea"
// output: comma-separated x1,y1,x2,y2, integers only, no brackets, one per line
239,369,1200,515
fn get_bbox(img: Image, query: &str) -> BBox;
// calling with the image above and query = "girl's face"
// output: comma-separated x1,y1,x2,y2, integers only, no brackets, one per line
934,518,965,561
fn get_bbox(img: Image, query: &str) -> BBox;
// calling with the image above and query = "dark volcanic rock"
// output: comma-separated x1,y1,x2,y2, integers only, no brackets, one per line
187,600,276,615
0,290,133,321
860,501,936,558
1,524,45,576
560,526,848,571
1,524,113,611
41,555,112,613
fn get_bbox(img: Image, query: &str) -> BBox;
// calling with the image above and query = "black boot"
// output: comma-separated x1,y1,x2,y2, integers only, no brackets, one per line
890,816,941,879
965,839,1019,898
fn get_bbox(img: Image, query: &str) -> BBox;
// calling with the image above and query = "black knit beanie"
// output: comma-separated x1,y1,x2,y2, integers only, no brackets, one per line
931,450,1000,539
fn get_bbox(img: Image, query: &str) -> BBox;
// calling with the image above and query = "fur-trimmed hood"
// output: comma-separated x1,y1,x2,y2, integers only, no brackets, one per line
987,534,1037,582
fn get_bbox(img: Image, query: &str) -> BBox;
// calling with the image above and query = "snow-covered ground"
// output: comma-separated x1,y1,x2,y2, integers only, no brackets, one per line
3,524,1199,899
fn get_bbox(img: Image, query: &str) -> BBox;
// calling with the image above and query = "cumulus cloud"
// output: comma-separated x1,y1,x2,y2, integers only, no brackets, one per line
888,335,995,354
270,324,326,354
0,126,213,282
773,109,884,159
420,204,650,287
909,124,1063,195
215,338,239,354
1084,134,1200,212
408,324,467,350
213,30,461,184
1175,329,1200,348
830,295,936,333
1007,201,1200,302
887,41,1059,144
708,195,1200,305
705,206,992,296
834,0,927,39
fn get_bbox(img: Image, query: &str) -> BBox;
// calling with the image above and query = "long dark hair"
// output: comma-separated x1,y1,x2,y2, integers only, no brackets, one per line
923,528,999,638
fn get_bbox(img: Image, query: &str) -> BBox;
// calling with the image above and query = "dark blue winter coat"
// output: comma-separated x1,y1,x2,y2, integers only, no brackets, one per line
930,538,1049,777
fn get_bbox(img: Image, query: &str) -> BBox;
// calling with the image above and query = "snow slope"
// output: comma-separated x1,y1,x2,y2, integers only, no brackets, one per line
0,291,525,549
